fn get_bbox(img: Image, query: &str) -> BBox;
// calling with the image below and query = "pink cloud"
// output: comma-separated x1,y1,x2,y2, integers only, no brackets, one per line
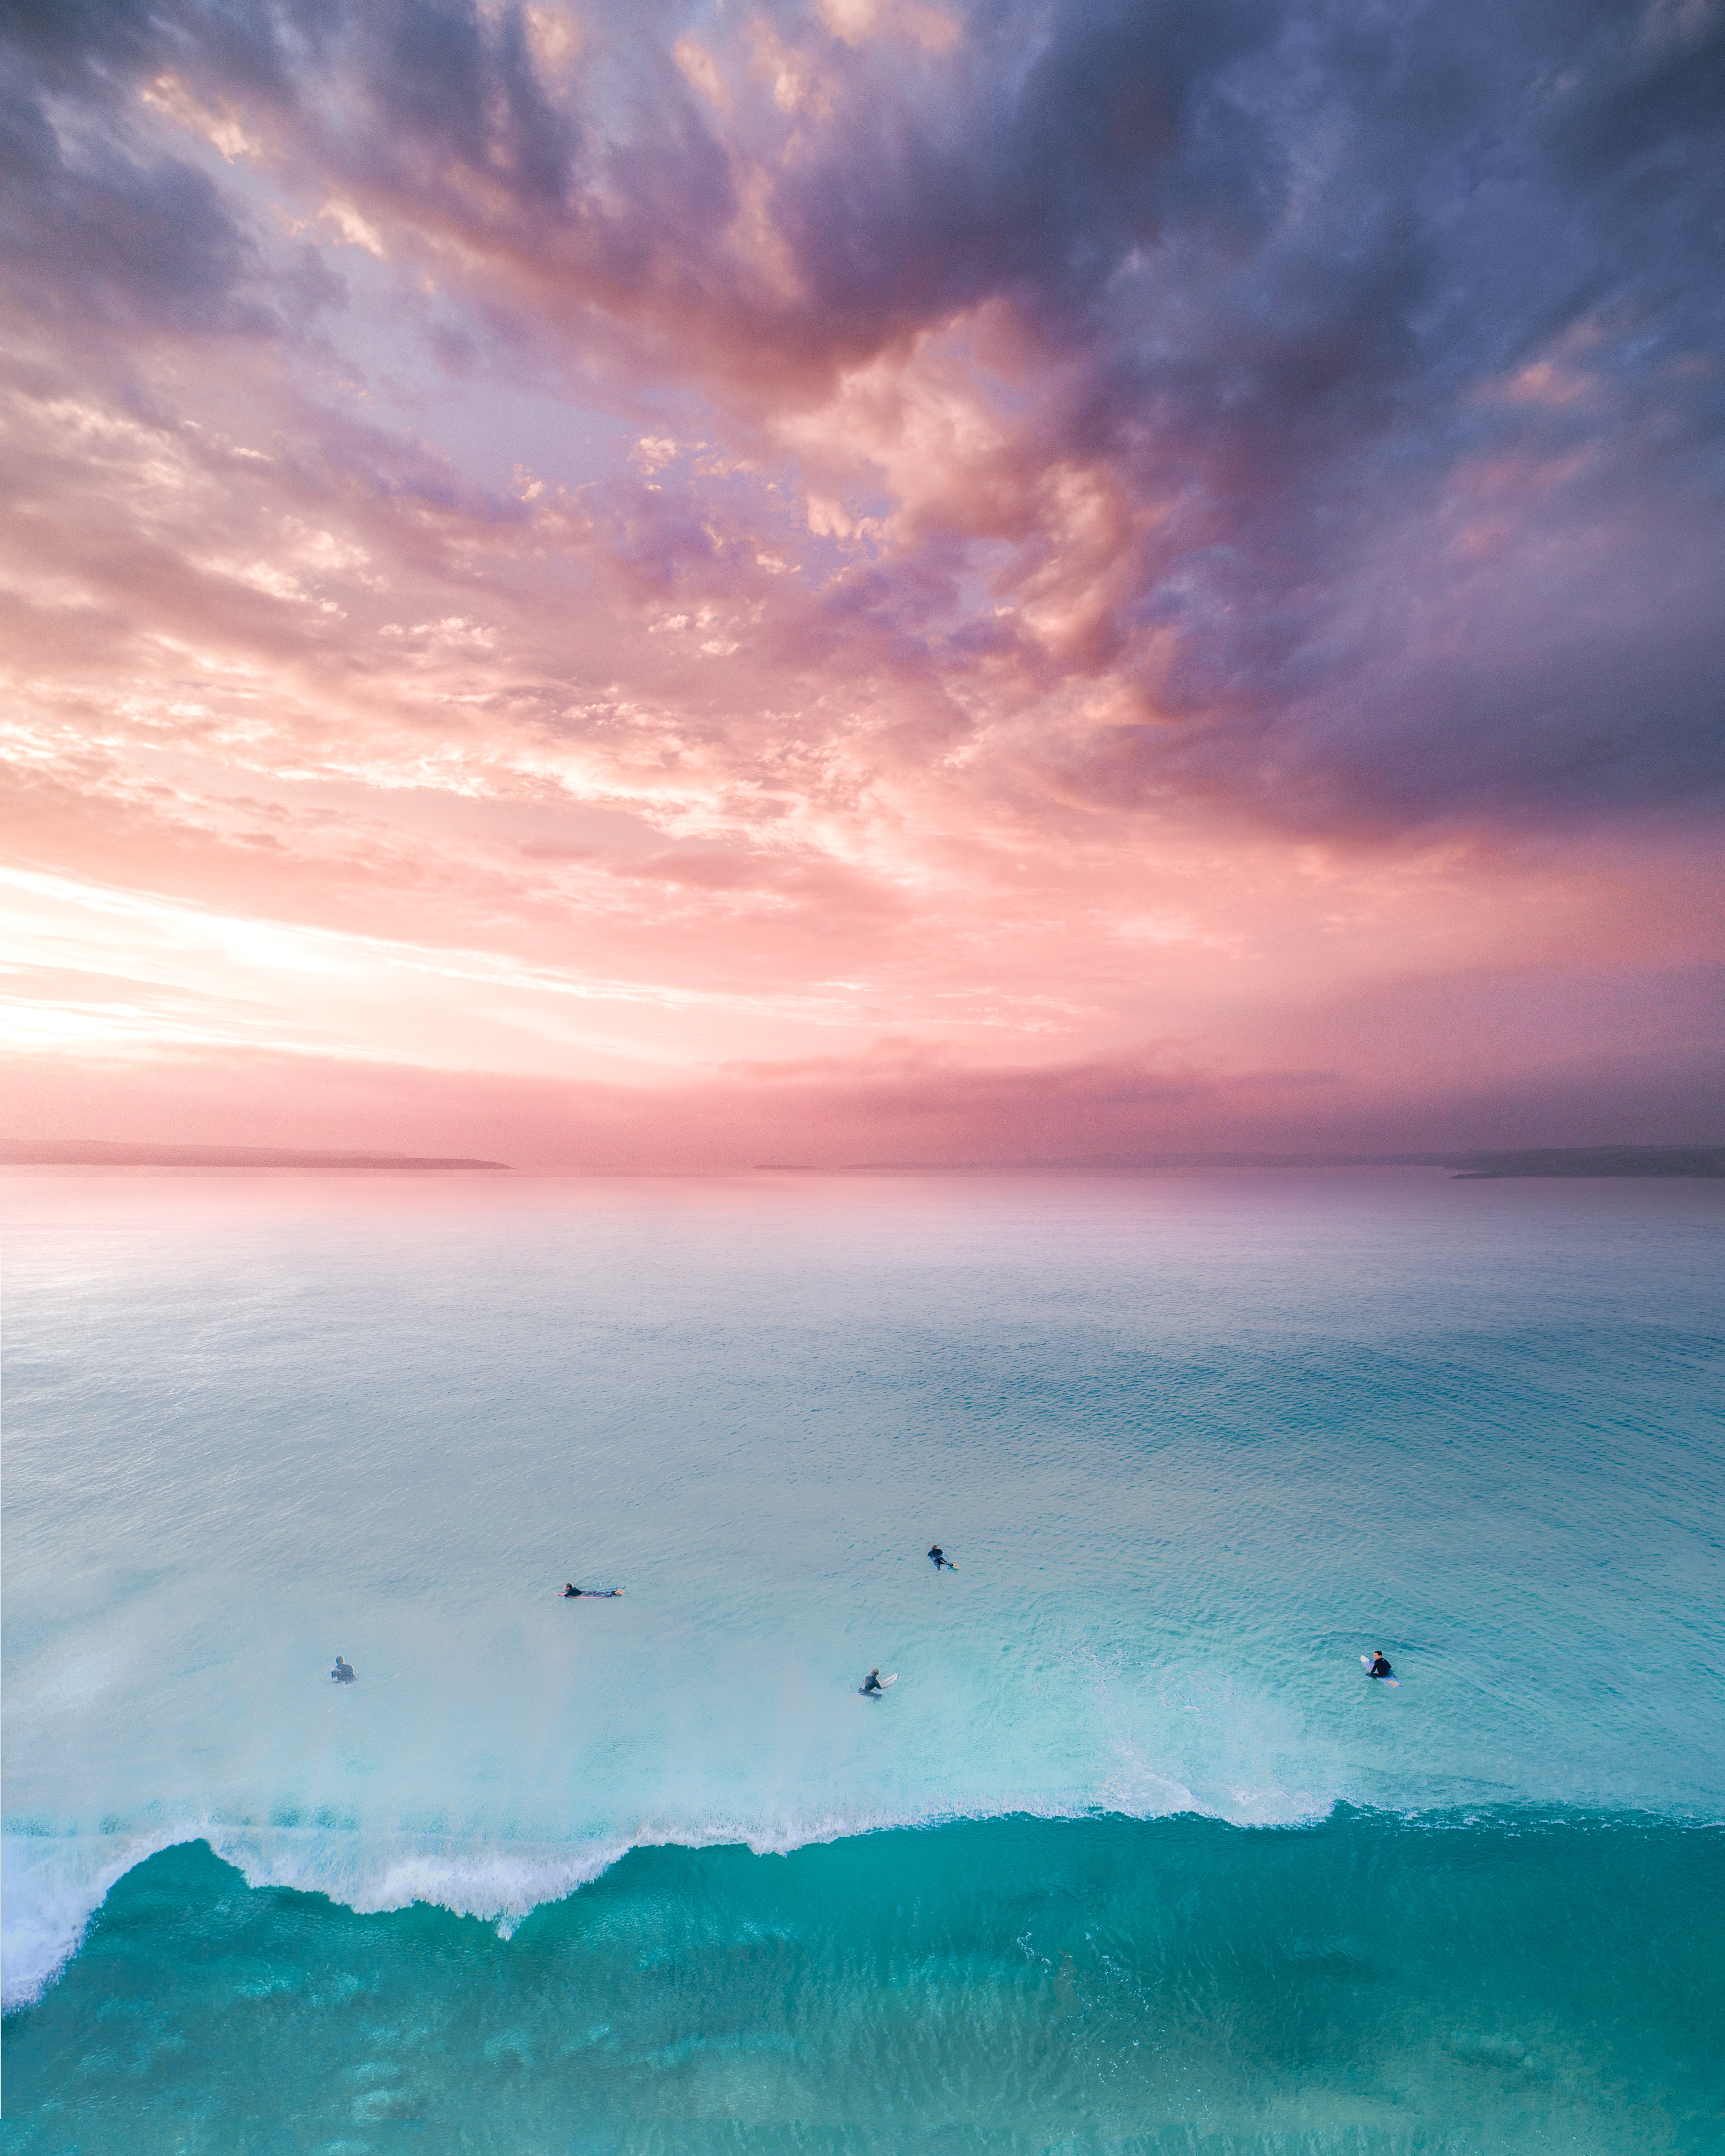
5,1011,1719,1173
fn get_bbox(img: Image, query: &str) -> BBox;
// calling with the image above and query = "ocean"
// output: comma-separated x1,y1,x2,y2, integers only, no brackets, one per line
3,1167,1721,2151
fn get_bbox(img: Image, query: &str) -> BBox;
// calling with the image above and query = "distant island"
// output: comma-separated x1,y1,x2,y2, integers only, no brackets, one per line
1,1140,510,1170
1435,1147,1724,1179
839,1147,1725,1179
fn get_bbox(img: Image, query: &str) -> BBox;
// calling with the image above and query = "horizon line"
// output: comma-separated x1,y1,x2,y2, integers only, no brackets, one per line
4,1141,1722,1178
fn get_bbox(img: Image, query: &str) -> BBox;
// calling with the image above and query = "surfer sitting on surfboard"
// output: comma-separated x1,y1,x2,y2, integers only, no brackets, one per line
861,1668,885,1694
331,1655,355,1684
562,1584,623,1598
1366,1651,1393,1680
928,1545,957,1570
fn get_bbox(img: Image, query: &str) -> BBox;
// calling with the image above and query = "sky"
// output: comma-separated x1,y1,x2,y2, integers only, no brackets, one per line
1,0,1721,1167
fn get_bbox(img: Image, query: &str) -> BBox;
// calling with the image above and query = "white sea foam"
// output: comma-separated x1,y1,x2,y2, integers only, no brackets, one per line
3,1830,177,2014
3,1771,1337,2014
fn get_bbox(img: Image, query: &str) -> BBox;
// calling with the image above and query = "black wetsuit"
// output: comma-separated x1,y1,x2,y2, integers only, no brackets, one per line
928,1547,948,1568
862,1672,883,1694
1369,1656,1393,1680
331,1660,355,1684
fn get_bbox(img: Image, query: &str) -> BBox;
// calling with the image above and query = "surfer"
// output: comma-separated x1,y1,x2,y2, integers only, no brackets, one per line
1367,1650,1393,1680
861,1667,885,1695
928,1545,957,1570
562,1585,623,1598
330,1655,355,1684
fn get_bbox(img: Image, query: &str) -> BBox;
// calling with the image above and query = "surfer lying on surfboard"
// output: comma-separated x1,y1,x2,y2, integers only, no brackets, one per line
562,1584,623,1598
928,1545,958,1570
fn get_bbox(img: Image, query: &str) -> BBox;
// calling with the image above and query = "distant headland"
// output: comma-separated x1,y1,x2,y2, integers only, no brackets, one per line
1433,1147,1724,1180
840,1147,1725,1179
0,1141,510,1170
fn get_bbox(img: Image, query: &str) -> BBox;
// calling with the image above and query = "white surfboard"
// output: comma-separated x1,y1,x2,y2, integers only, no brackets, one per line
1360,1655,1400,1686
859,1674,898,1695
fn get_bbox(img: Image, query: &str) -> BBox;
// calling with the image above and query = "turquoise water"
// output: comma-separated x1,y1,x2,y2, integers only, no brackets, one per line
3,1169,1723,2149
6,1813,1723,2153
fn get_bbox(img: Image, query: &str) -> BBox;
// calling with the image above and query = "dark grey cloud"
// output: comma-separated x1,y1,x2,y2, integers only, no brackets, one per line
2,99,258,335
774,0,1725,827
0,1,342,339
773,0,1284,339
